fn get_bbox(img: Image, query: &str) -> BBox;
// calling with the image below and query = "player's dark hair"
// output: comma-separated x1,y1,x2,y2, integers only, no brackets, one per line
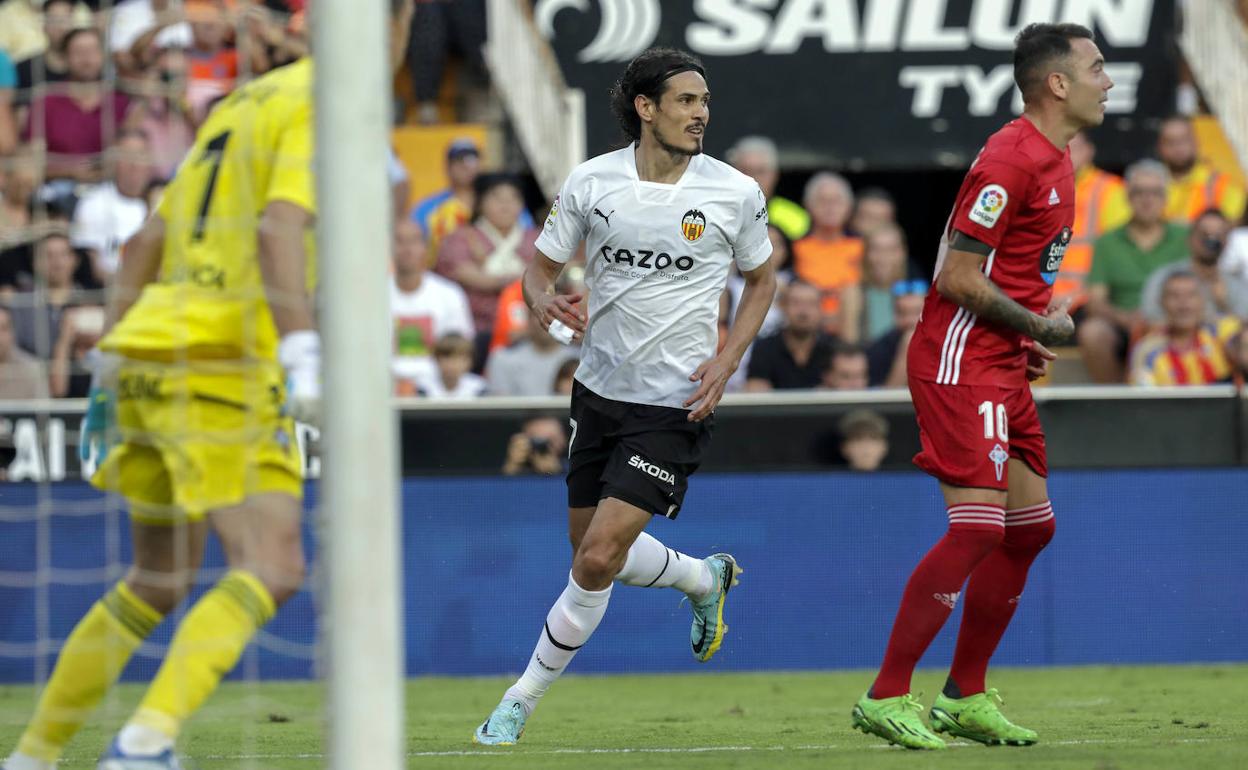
1013,23,1094,101
610,48,706,143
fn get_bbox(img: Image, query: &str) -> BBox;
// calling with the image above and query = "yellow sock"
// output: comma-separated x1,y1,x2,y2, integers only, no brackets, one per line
16,582,162,762
128,570,276,739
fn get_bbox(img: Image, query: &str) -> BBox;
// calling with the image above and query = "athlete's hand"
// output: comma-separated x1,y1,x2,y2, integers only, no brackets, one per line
684,355,735,422
1022,339,1057,381
79,349,119,467
1036,296,1075,346
278,330,322,429
531,292,586,342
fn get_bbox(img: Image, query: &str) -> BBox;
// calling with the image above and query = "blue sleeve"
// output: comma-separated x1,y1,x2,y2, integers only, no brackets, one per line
0,50,16,90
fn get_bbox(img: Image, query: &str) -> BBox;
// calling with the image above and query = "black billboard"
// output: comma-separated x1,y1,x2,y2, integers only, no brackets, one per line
534,0,1177,170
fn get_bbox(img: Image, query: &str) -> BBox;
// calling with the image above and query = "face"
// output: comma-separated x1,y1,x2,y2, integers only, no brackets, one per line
825,353,869,390
1058,37,1113,129
851,197,895,236
893,293,925,331
114,136,153,199
436,350,473,382
478,183,524,232
524,417,567,455
39,237,78,287
190,11,228,50
1127,171,1167,225
446,154,480,189
2,151,37,204
1190,214,1230,265
44,1,74,47
642,70,709,157
782,283,822,334
1068,131,1094,171
806,179,852,232
733,150,777,197
1158,119,1197,172
864,229,906,284
767,226,789,271
1161,276,1205,331
843,435,888,472
65,31,104,82
392,220,428,274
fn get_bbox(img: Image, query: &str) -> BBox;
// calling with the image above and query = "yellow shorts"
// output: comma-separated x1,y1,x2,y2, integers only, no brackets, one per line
92,359,303,523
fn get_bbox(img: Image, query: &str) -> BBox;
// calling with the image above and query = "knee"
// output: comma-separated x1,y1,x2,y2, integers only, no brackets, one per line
951,525,1006,558
259,548,306,607
1077,318,1113,349
125,566,192,616
1004,515,1056,553
573,542,627,587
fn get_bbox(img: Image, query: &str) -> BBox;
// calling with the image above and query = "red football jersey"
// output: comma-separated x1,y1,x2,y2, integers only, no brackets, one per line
909,118,1076,387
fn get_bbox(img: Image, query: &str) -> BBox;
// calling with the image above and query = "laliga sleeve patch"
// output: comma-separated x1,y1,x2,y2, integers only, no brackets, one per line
544,194,559,230
968,184,1008,229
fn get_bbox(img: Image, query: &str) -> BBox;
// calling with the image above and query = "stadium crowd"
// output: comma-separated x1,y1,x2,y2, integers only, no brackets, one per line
1,0,1247,407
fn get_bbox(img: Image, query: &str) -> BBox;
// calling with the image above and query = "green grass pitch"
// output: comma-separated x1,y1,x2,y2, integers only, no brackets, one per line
2,665,1246,768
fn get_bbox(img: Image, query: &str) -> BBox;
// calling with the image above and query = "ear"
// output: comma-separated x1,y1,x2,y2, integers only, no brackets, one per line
1046,70,1069,101
634,93,655,126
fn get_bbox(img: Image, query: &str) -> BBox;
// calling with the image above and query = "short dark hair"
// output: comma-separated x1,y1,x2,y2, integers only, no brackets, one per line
471,173,524,222
1013,23,1094,101
831,342,867,362
61,26,102,54
1194,207,1229,226
609,48,705,143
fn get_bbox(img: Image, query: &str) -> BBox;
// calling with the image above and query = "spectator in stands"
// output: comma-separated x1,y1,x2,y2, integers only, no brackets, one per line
486,313,579,397
1157,115,1246,224
866,279,927,388
23,27,131,182
0,47,16,157
1140,208,1248,324
553,358,577,396
183,0,241,122
239,0,306,72
724,223,791,343
793,172,863,334
413,332,487,398
1078,160,1190,383
841,222,911,345
407,0,488,125
13,0,77,110
0,304,44,399
849,187,896,237
1053,131,1130,310
48,289,101,396
1229,327,1248,382
7,232,88,359
110,0,193,76
727,135,809,240
435,173,537,340
390,219,474,394
1129,269,1241,386
412,138,479,249
0,145,35,246
0,0,61,66
71,129,152,283
745,280,835,391
501,415,567,477
821,343,869,390
129,46,195,179
839,409,889,472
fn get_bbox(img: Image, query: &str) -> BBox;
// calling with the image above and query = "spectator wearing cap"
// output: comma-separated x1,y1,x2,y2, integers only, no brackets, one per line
1052,131,1130,310
1140,208,1248,324
71,129,152,283
866,279,927,387
838,409,889,471
23,27,132,183
0,304,45,399
435,173,538,341
792,172,864,334
841,222,912,345
1129,269,1241,386
727,135,809,241
849,187,896,237
745,280,835,391
1157,115,1246,224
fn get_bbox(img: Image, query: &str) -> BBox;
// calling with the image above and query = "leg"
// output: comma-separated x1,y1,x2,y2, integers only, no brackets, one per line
8,498,204,768
116,493,304,755
567,506,594,555
1076,316,1125,383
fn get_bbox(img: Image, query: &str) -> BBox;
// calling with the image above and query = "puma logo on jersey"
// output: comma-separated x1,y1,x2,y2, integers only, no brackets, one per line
628,454,676,484
593,208,614,226
933,591,961,609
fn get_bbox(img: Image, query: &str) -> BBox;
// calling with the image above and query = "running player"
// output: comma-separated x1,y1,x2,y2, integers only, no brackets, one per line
2,4,413,769
473,47,776,746
851,23,1114,750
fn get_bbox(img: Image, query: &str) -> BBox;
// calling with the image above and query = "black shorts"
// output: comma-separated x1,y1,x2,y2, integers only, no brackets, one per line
566,381,713,519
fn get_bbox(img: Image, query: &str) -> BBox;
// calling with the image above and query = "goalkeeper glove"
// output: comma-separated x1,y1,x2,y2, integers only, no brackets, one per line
79,349,120,466
278,330,322,429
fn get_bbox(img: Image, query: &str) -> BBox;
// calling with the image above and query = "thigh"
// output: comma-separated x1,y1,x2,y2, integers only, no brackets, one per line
909,378,1012,491
1005,457,1049,511
129,519,208,581
1005,386,1048,481
566,382,619,509
208,492,304,596
567,506,596,554
601,409,713,520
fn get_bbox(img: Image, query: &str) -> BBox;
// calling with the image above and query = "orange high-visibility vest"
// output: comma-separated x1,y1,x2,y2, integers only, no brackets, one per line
1166,162,1247,223
1053,167,1129,308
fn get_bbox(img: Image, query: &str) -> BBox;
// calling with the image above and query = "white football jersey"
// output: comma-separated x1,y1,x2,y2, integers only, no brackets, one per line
536,145,772,408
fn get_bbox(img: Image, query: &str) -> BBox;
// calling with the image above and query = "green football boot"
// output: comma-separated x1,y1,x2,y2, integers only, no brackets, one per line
851,692,948,750
929,688,1038,746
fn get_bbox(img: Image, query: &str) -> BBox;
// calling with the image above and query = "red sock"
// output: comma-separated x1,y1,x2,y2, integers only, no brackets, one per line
948,501,1056,697
871,504,1006,699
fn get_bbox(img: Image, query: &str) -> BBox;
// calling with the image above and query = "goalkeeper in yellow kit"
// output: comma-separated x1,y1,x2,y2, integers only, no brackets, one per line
3,3,413,769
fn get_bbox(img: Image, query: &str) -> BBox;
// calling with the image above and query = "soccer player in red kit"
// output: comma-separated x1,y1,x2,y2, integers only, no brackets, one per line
851,23,1114,750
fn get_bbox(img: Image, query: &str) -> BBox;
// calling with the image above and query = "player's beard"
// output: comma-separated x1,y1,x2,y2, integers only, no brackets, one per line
656,124,703,158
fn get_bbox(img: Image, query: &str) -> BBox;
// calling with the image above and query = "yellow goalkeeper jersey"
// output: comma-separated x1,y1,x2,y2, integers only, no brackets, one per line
101,58,317,363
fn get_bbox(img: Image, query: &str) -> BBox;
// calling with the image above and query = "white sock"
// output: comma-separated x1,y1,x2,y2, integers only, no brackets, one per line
3,754,53,770
117,723,174,757
504,574,611,714
616,531,714,599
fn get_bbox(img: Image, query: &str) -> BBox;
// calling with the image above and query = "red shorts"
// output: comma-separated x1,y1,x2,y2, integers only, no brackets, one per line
908,376,1047,490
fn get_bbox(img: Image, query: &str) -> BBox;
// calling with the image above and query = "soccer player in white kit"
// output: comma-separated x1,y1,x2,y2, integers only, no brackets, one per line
474,48,777,745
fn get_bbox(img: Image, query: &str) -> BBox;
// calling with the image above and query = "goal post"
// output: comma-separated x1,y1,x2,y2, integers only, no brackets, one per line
311,1,406,768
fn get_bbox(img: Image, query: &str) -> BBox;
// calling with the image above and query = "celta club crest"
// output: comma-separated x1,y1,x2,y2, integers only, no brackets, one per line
989,443,1009,481
681,209,706,242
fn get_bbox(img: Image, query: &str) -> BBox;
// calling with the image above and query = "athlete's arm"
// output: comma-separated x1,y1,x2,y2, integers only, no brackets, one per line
258,199,315,334
522,250,584,335
937,230,1073,346
107,213,165,331
686,258,777,421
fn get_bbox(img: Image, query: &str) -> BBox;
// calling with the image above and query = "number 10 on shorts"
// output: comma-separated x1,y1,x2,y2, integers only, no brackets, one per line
978,400,1008,443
